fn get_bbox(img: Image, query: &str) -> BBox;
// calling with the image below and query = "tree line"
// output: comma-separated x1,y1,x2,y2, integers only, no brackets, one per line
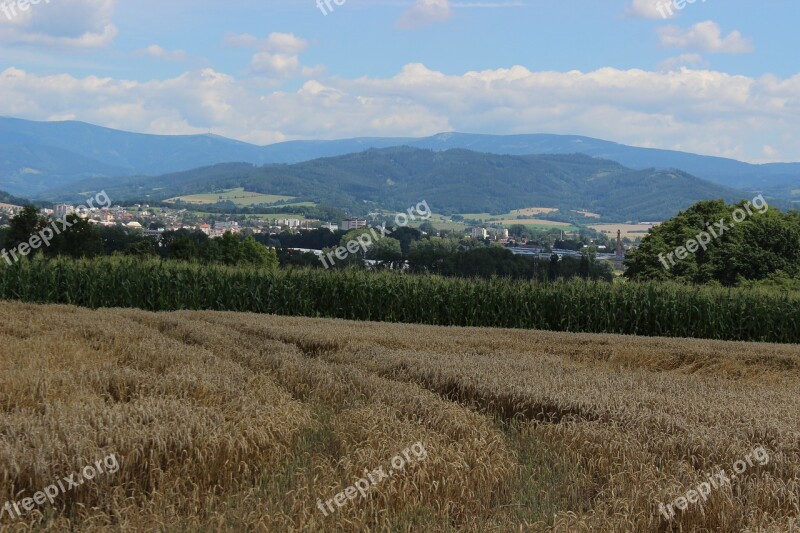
0,207,278,269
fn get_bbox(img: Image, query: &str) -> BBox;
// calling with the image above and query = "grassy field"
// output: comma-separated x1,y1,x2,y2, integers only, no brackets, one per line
493,219,573,228
166,188,296,206
0,300,797,531
459,208,559,221
190,212,312,220
457,210,575,230
590,223,661,240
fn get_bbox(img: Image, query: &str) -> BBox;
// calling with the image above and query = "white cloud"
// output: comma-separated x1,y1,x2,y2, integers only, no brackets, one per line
224,32,320,79
394,0,524,29
658,53,705,71
626,0,674,19
658,21,754,54
763,145,779,159
223,33,260,48
261,33,308,55
224,32,308,54
397,0,453,29
134,45,187,62
450,2,525,8
1,64,799,162
0,0,117,48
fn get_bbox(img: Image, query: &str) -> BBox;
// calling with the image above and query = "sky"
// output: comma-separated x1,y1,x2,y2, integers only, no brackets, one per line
0,0,798,163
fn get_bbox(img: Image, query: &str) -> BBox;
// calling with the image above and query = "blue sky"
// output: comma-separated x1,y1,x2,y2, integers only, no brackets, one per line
0,0,798,162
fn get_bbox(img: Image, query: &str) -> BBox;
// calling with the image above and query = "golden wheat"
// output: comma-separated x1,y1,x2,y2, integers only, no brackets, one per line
0,301,798,532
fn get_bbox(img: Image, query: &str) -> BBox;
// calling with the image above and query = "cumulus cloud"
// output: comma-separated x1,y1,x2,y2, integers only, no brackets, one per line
626,0,674,19
450,2,525,8
659,21,754,54
658,53,705,71
224,32,321,79
763,145,779,159
134,45,187,62
1,64,799,162
0,0,117,48
395,0,524,29
397,0,453,29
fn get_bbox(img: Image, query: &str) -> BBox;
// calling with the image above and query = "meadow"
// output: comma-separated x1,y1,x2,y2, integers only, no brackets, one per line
166,188,297,206
590,223,661,240
457,208,574,230
0,300,797,531
1,257,799,343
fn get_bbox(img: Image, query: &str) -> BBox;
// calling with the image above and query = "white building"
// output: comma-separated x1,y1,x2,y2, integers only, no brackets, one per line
341,218,367,231
487,227,509,239
277,218,302,228
216,220,240,232
471,227,488,239
53,204,74,218
321,222,339,232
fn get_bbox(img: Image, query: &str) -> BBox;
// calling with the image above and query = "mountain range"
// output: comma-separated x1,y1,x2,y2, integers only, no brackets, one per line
1,117,798,200
46,147,749,222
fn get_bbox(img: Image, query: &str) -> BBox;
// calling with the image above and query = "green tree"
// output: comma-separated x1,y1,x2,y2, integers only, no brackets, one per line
548,254,560,281
125,240,157,257
240,235,279,269
160,230,208,262
47,214,103,259
625,198,800,286
408,237,459,274
579,254,590,279
418,221,437,235
4,206,47,255
369,237,403,268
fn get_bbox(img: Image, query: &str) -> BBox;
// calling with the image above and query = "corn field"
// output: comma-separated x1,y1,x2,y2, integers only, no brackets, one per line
0,256,798,343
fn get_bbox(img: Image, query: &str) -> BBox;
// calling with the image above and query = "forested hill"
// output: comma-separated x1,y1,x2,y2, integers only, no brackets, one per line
54,147,745,221
0,190,30,206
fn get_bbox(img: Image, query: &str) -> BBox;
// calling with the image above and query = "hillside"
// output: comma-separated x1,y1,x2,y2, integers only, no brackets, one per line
0,117,266,196
49,148,746,222
0,300,796,531
1,117,798,197
0,189,29,206
50,147,744,221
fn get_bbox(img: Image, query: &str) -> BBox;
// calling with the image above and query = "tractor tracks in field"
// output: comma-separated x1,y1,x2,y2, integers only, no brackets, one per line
184,317,603,428
120,311,604,432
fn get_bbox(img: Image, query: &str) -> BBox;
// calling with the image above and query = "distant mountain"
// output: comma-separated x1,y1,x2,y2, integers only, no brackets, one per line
52,147,746,222
1,117,798,198
0,189,29,206
0,117,268,196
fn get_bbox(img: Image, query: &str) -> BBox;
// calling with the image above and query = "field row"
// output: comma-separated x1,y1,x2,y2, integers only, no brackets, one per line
1,257,799,343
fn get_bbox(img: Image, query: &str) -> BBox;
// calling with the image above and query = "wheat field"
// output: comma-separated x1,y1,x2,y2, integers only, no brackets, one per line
0,300,798,532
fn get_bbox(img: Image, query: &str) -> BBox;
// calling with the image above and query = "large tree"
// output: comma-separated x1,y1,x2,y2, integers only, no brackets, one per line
47,214,103,259
4,206,47,255
624,199,800,285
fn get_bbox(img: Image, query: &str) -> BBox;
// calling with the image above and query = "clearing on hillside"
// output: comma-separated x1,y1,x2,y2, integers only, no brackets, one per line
166,188,297,206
